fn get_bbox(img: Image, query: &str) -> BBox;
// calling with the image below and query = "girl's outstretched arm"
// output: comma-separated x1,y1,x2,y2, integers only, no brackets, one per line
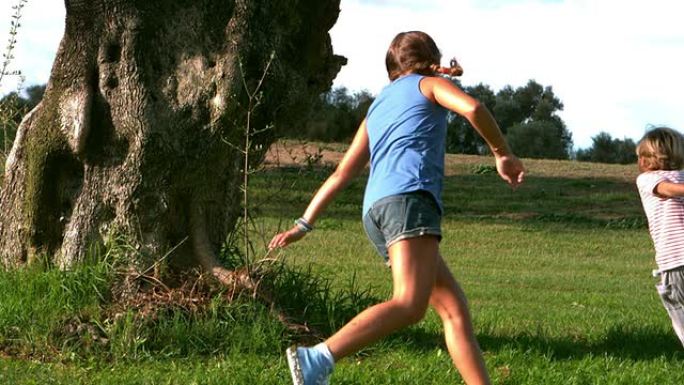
655,180,684,198
424,76,525,188
268,120,370,249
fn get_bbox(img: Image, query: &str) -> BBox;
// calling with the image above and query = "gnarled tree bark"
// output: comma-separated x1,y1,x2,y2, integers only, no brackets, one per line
0,0,345,280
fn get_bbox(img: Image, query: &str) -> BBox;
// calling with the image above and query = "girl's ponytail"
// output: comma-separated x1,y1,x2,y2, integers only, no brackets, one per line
433,58,463,77
386,32,463,80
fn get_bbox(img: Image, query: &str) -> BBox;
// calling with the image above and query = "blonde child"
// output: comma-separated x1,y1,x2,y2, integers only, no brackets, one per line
636,126,684,347
270,31,525,385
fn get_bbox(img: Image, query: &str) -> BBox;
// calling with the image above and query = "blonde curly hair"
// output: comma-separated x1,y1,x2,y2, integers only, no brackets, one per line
636,127,684,171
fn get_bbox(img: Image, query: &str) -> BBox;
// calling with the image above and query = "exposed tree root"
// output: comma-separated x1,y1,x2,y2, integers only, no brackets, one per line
173,201,311,334
189,200,256,290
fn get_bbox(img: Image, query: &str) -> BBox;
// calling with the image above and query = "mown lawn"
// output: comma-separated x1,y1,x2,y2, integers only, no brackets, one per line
1,146,683,384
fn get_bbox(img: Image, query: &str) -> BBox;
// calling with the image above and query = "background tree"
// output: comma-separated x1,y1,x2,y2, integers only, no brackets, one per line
282,86,374,142
277,78,571,159
576,131,637,164
445,82,495,154
445,79,571,158
0,84,46,111
492,85,522,132
0,0,345,283
1,84,45,154
501,80,572,159
506,120,570,159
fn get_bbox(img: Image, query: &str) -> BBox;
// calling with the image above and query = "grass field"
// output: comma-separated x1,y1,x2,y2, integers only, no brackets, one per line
1,143,683,384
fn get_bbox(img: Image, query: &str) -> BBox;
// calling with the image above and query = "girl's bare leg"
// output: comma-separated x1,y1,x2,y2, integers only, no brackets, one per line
324,236,439,359
429,255,491,385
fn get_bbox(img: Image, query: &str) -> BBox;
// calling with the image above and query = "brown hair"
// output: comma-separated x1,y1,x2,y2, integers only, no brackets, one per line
385,31,462,81
636,127,684,171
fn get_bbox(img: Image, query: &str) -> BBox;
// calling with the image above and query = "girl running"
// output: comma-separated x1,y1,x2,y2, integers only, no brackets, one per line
270,30,525,385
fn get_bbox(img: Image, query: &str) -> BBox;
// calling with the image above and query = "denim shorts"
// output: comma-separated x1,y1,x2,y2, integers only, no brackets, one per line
655,266,684,347
362,190,442,263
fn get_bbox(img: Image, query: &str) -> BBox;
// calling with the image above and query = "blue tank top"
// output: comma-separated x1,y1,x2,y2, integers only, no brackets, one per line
363,74,448,215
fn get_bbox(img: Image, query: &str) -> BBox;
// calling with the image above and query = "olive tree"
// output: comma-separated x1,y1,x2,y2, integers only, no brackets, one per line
0,0,345,284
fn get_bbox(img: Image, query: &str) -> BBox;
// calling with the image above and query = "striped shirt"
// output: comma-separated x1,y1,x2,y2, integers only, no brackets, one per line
637,170,684,271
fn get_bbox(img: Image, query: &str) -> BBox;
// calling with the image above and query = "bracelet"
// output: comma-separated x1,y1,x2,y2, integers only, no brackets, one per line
294,217,314,233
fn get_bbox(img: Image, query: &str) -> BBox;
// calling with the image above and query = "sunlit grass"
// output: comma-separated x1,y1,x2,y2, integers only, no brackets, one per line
2,147,684,384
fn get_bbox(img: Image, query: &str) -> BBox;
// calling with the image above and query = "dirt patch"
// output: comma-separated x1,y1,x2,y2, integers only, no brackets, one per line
263,140,345,169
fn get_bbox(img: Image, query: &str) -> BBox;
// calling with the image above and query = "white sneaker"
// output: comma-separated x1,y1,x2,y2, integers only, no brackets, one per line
286,345,333,385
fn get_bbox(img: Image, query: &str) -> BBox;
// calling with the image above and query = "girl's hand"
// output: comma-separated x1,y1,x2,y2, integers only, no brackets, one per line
268,227,306,250
495,154,525,189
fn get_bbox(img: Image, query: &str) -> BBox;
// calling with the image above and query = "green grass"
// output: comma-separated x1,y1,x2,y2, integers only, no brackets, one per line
2,149,684,384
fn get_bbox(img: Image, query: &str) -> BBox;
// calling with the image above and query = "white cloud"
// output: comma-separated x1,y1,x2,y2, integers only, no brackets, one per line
332,0,684,148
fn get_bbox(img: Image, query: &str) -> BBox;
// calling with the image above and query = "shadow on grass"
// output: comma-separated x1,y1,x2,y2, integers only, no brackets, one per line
479,326,683,360
383,325,683,361
252,166,646,230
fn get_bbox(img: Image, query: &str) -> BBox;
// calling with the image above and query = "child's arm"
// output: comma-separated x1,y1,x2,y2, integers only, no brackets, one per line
300,120,369,225
655,180,684,198
426,77,525,188
268,120,370,249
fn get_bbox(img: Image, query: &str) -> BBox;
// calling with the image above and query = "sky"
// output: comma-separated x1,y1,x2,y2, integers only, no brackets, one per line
1,0,683,149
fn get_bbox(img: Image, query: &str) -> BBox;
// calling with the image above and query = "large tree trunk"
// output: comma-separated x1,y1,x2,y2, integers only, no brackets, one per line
0,0,345,276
